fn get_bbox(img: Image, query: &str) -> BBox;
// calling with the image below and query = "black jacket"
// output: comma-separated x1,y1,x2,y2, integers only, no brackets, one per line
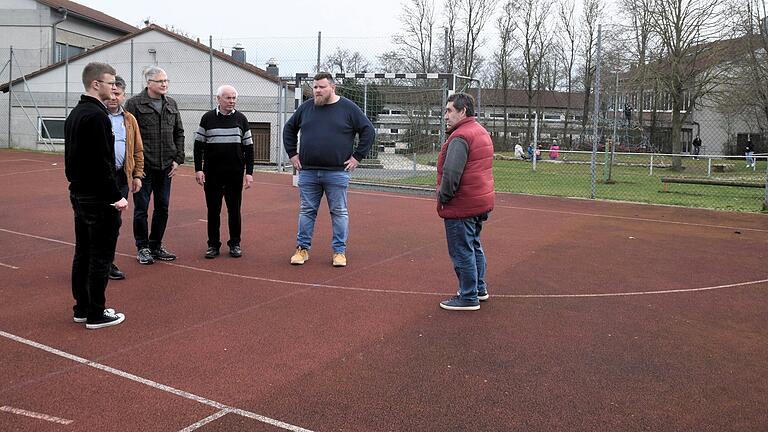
125,88,185,170
64,94,122,203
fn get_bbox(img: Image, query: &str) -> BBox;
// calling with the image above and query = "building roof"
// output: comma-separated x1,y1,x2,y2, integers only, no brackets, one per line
36,0,137,33
0,24,282,92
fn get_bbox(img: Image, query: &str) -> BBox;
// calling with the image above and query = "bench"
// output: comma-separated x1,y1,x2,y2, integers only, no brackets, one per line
661,176,764,192
711,163,734,172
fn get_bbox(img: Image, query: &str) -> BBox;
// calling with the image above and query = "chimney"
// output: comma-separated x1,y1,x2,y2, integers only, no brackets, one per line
231,43,246,63
266,58,279,77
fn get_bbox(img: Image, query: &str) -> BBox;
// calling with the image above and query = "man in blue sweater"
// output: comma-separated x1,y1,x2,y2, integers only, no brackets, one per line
283,72,375,267
194,85,254,258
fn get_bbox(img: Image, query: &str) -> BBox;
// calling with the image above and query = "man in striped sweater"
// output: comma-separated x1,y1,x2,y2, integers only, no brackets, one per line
193,85,254,259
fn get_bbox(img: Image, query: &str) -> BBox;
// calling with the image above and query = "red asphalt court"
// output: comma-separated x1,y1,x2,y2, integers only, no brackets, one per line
0,149,767,431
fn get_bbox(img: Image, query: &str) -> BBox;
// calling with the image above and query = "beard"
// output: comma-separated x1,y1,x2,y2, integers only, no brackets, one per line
314,94,327,106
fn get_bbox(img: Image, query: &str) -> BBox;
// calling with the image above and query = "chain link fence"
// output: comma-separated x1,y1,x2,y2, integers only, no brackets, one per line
2,30,767,211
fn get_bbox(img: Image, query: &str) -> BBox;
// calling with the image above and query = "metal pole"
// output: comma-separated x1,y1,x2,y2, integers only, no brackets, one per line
707,157,712,177
130,39,134,95
532,112,538,172
605,70,618,182
590,25,603,199
276,80,284,171
8,46,12,149
316,31,321,73
209,36,214,110
64,43,69,117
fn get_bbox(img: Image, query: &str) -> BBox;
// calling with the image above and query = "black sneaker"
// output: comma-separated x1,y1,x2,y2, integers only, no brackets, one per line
137,248,155,265
205,247,220,259
477,291,489,301
439,295,480,311
74,308,114,323
151,246,176,261
108,264,125,280
85,309,125,329
229,245,242,258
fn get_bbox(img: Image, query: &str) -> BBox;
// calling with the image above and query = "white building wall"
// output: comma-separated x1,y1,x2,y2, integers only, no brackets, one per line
4,30,294,162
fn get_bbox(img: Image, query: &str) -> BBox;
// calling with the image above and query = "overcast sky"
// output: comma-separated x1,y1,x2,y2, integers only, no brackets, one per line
76,0,402,74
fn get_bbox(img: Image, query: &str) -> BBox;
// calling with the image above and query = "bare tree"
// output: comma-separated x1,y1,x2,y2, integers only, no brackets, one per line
492,1,519,150
393,0,437,72
514,0,551,144
578,0,604,147
619,0,656,133
458,0,499,78
323,48,370,74
556,0,579,147
642,0,728,168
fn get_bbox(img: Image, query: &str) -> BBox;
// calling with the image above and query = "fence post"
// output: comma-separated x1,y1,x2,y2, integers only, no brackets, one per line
532,112,538,172
7,46,12,149
64,43,69,117
706,157,712,177
590,25,602,199
209,36,214,110
130,39,134,95
763,157,767,211
649,154,653,176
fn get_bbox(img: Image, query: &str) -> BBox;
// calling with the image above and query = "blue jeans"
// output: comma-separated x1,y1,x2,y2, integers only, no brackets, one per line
133,167,172,250
444,213,489,302
296,169,350,253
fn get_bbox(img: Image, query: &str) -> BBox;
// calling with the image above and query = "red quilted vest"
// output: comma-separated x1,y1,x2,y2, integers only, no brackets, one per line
436,116,495,218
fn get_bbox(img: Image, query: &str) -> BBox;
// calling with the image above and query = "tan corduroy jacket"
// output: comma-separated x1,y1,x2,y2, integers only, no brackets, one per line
122,111,145,184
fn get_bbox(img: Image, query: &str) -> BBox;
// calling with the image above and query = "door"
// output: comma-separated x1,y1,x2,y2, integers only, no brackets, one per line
250,123,271,163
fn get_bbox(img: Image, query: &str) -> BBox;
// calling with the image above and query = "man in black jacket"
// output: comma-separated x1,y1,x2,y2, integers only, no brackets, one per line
65,62,127,329
125,66,185,265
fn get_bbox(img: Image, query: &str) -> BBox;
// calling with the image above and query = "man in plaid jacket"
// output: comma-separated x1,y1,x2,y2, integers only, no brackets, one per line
125,66,185,265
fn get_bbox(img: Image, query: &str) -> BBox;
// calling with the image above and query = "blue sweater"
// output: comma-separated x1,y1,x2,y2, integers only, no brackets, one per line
283,97,375,170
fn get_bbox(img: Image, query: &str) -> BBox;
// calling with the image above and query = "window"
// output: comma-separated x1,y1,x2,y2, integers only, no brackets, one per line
390,110,406,115
38,117,65,141
390,129,400,134
489,113,505,118
55,43,84,62
509,113,526,119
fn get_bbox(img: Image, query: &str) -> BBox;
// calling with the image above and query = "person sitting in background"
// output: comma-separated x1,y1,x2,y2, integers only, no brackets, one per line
514,143,525,160
549,140,560,160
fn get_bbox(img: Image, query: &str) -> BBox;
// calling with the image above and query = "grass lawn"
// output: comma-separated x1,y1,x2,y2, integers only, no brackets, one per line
364,152,767,212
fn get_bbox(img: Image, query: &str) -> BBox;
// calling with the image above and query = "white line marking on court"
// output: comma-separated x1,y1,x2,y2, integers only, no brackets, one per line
178,409,232,432
1,227,766,298
0,262,19,269
0,405,73,425
0,168,63,177
0,331,314,432
0,159,49,163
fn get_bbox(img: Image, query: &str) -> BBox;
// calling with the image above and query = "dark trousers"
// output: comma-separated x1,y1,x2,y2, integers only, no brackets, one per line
111,169,128,268
133,167,172,250
204,174,243,248
70,193,121,319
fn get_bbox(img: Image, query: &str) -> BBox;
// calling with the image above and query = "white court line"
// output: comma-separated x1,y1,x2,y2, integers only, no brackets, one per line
1,227,766,298
0,159,50,163
0,405,73,425
0,262,19,270
0,168,62,177
178,409,232,432
0,331,314,432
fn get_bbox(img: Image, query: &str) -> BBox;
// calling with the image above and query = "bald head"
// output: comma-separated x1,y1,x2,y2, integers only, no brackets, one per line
216,85,238,114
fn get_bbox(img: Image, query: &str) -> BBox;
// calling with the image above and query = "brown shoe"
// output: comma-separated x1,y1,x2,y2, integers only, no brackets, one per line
332,252,347,267
290,247,309,265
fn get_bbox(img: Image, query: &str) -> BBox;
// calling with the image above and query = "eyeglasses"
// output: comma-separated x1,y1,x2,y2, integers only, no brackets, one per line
148,79,170,84
96,80,117,87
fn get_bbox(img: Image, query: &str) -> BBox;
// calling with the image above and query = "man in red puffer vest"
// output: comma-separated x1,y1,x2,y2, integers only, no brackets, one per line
436,92,495,311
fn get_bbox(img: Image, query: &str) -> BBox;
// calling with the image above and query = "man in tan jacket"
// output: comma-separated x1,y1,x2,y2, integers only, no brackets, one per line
106,76,144,280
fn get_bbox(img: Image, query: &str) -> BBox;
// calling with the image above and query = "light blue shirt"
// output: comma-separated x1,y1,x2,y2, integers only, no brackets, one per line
109,107,126,170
